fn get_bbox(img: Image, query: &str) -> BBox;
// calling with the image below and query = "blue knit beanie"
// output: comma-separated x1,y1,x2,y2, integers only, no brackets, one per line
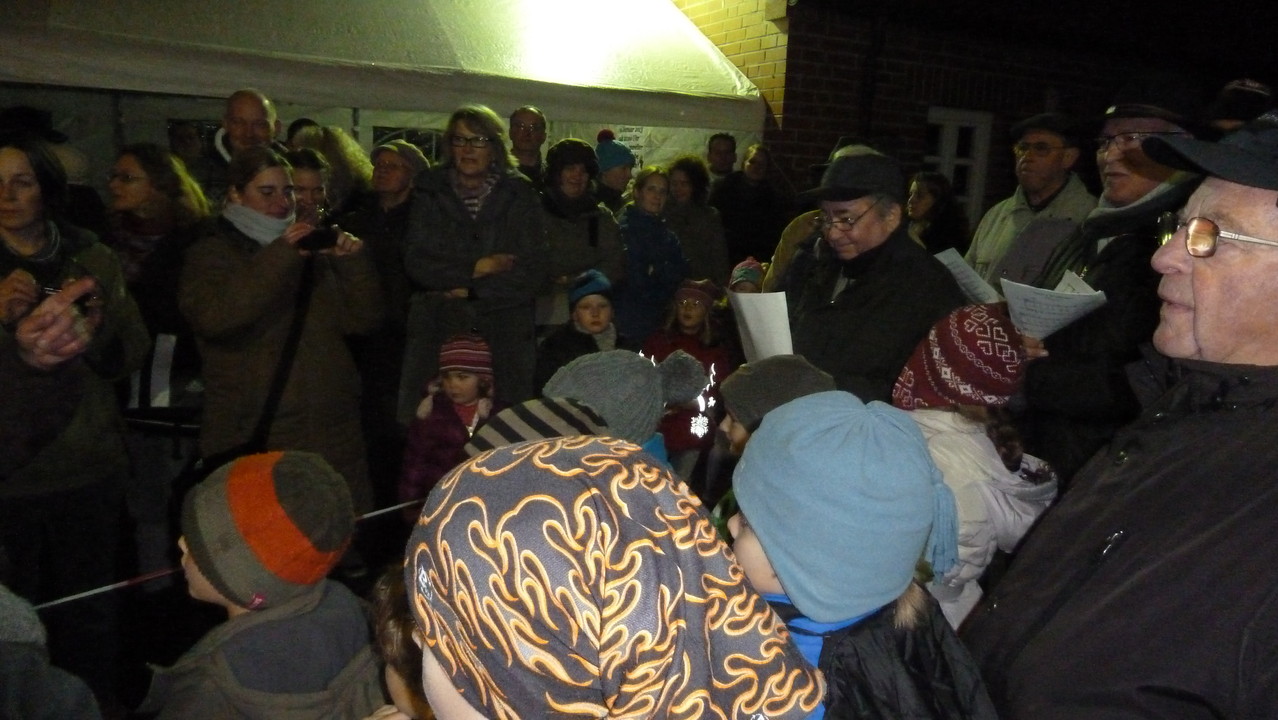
568,268,612,310
733,391,958,622
595,129,636,172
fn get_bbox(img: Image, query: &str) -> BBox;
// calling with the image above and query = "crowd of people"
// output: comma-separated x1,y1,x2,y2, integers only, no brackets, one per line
3,69,1278,719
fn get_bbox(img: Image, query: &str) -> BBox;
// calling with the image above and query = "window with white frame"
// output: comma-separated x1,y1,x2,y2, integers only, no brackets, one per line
922,107,993,226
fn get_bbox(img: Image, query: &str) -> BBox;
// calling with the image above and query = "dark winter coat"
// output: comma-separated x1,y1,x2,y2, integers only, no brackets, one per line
613,206,688,342
792,228,965,403
534,323,638,395
771,588,997,720
400,390,503,503
1021,177,1198,485
964,355,1278,719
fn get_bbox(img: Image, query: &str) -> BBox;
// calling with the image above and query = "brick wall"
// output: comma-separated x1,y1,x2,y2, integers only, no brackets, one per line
670,0,789,125
675,1,1163,212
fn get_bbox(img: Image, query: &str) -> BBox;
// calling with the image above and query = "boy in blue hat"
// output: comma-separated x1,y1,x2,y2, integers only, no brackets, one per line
730,390,997,719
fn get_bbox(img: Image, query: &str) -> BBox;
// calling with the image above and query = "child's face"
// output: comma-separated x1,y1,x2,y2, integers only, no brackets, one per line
726,512,783,595
177,536,234,610
441,370,483,406
572,294,613,334
719,413,751,456
676,297,708,335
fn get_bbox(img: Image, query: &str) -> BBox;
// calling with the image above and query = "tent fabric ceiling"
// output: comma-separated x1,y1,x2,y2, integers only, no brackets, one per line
0,0,766,133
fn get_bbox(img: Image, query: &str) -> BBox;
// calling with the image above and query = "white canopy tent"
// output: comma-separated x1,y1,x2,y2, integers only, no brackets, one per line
0,0,766,185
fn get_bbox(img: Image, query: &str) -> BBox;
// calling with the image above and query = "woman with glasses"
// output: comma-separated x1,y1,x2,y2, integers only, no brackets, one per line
399,104,546,419
104,143,212,588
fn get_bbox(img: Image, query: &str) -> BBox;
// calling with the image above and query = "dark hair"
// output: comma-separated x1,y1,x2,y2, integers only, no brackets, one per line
956,405,1056,484
115,143,211,227
227,146,291,192
909,171,970,244
286,117,318,143
544,138,599,188
369,567,427,708
509,105,545,124
283,147,330,174
708,132,736,153
744,143,772,168
0,134,67,221
668,154,711,204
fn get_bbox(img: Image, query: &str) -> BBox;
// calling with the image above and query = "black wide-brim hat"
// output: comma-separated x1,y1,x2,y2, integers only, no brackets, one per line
1144,112,1278,191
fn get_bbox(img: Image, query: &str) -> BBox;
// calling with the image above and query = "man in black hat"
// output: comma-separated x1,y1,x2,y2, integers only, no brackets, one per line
964,112,1278,719
789,151,964,403
1017,76,1211,486
965,113,1096,284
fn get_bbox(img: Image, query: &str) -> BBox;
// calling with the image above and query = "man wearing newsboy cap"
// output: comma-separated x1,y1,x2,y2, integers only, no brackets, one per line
964,112,1278,719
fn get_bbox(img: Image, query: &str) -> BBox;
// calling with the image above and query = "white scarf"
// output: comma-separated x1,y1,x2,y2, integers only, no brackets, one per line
222,203,294,247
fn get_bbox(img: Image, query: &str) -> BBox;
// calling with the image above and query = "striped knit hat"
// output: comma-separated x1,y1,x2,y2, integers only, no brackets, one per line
439,333,492,378
891,303,1025,410
464,397,608,457
181,452,354,610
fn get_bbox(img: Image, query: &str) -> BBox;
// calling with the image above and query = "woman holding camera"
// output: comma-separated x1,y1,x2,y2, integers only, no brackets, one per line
179,146,382,512
0,133,148,704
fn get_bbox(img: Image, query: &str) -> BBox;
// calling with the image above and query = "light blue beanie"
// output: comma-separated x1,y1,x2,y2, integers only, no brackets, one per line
733,390,957,622
595,129,636,172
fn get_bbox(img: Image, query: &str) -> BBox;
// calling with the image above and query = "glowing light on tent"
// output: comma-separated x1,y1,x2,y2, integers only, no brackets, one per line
513,0,685,87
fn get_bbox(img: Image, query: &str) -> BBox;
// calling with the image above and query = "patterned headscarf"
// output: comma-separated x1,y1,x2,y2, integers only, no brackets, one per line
406,436,825,720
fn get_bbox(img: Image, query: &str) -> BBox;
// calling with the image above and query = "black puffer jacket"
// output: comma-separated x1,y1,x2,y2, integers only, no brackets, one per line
771,588,997,720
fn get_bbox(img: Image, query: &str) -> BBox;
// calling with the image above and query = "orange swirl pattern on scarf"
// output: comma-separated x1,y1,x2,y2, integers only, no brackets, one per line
407,435,824,719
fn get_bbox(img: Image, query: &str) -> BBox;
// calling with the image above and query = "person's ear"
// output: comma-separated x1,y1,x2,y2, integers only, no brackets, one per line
1062,146,1080,170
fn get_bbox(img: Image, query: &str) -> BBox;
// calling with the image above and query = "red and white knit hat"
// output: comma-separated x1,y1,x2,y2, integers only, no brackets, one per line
439,333,492,378
891,303,1025,410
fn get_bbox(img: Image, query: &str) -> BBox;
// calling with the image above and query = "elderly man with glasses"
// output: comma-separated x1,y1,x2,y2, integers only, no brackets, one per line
963,113,1278,720
965,112,1096,284
1015,76,1213,487
789,150,964,403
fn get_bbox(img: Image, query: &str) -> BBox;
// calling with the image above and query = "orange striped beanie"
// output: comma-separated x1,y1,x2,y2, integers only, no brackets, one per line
181,451,354,610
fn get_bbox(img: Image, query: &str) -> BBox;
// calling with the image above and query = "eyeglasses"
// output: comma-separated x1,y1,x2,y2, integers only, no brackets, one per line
449,135,492,149
106,171,144,184
1159,212,1278,257
1094,131,1189,154
373,160,411,172
1013,141,1066,157
821,197,881,232
511,122,545,133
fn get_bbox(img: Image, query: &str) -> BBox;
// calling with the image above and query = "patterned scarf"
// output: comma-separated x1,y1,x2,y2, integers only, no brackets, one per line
406,436,825,719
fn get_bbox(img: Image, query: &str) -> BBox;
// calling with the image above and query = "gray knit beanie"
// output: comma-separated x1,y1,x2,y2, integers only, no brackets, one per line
719,354,836,432
543,350,706,444
181,451,354,610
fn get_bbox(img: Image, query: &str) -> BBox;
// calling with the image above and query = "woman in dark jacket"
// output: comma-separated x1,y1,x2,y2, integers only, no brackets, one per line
0,134,149,700
399,104,547,417
179,147,382,512
613,166,687,342
535,138,624,329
